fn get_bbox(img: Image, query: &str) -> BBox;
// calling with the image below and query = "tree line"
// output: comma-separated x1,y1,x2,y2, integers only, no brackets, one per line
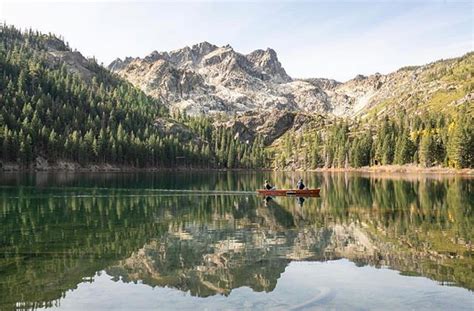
0,25,268,169
1,25,471,170
276,107,473,169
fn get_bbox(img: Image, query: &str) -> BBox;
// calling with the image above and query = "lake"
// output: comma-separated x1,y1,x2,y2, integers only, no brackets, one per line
0,171,472,310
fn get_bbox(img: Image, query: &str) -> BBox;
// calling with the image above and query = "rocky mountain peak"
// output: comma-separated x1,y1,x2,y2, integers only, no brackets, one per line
43,36,69,52
157,42,219,68
107,42,334,115
108,41,472,117
108,57,134,72
192,41,218,55
353,74,367,81
246,48,291,83
143,51,166,63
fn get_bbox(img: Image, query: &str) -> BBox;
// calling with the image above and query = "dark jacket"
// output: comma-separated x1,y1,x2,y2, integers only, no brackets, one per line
297,181,305,190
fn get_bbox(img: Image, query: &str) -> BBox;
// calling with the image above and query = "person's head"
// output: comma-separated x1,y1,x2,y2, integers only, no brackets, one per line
264,179,268,183
299,178,303,182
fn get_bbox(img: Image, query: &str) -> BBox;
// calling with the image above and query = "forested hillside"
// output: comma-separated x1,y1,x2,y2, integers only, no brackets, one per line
0,24,472,171
270,106,473,170
0,25,267,169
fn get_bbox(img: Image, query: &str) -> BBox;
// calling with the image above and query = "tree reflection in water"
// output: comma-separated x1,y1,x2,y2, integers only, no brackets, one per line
0,172,472,310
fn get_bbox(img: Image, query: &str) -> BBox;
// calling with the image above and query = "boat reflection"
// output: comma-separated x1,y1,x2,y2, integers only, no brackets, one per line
0,172,472,310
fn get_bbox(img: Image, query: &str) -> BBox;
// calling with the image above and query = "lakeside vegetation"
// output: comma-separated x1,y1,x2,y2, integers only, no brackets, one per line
273,106,473,170
0,25,267,170
0,25,472,171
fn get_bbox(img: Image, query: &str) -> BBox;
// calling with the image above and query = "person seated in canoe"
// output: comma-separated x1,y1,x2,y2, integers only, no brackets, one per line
297,178,305,190
264,180,275,190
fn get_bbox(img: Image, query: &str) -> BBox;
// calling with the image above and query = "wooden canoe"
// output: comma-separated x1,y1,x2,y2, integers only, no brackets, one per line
257,188,320,197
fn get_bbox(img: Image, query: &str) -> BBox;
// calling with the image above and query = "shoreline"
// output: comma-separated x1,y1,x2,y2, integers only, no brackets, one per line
308,165,473,176
1,161,472,176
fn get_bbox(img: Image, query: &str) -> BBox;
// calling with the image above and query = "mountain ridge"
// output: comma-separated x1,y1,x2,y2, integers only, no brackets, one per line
109,42,473,118
1,25,472,171
108,42,333,115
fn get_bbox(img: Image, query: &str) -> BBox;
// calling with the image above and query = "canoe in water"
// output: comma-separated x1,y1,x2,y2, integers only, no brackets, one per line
257,188,320,197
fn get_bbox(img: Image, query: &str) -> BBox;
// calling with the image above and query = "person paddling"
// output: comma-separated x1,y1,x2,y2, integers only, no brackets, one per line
297,178,305,190
264,179,275,190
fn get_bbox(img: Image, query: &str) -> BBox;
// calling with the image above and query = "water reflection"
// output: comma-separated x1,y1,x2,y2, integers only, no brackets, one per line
0,172,472,310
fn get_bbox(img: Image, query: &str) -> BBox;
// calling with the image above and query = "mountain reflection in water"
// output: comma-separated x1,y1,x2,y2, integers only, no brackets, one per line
0,172,472,310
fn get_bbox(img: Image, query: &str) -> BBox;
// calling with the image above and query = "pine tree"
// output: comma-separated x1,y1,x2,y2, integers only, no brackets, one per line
419,131,434,167
48,130,58,160
381,134,394,165
394,131,414,165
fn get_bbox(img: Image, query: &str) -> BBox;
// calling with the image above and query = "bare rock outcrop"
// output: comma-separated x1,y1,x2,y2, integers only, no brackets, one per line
109,42,333,115
110,43,473,119
220,110,297,145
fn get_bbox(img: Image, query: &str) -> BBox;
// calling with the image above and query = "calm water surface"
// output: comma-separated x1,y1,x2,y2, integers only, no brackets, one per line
0,172,472,310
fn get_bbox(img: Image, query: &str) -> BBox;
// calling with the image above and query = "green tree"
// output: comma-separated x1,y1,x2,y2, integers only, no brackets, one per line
419,131,434,167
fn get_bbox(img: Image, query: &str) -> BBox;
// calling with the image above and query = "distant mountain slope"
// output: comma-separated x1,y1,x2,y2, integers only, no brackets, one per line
110,43,473,118
0,25,174,167
109,42,332,115
1,24,472,170
0,25,267,169
321,52,474,118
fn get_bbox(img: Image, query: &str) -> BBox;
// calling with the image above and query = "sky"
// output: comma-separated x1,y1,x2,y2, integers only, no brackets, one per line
1,0,472,81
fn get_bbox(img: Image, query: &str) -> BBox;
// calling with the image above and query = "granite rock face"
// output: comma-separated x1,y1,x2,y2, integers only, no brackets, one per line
108,42,332,115
110,43,473,118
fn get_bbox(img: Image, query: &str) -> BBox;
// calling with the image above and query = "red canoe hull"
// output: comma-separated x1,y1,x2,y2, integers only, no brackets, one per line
257,188,320,197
